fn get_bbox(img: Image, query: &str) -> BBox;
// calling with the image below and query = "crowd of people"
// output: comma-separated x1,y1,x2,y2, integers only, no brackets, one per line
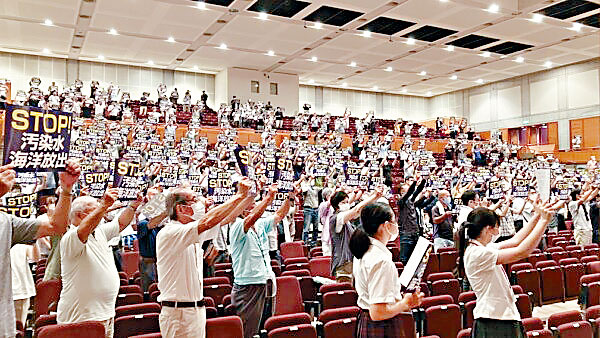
2,79,600,338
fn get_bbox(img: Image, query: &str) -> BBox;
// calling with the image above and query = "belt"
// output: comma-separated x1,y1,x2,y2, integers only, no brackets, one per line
161,299,206,308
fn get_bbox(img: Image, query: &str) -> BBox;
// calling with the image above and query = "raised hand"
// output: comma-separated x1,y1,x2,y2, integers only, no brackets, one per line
59,159,81,189
101,188,119,209
401,289,424,309
237,177,252,196
0,164,16,198
268,183,279,196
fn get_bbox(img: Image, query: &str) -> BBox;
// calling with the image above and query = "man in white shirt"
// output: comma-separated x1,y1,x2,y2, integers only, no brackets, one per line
156,179,254,338
57,188,141,337
457,190,480,227
569,187,600,245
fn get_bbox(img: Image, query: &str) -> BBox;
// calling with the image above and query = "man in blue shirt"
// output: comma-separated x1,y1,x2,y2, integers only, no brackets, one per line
230,183,293,338
136,211,167,293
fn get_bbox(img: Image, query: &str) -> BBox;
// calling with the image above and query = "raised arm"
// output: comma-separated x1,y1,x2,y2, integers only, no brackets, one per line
497,199,561,263
198,178,253,234
78,188,118,243
117,193,143,232
342,186,383,224
37,160,81,238
243,183,277,232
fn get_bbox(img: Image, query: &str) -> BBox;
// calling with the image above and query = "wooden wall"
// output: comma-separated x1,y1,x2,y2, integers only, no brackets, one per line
547,122,558,148
570,116,600,149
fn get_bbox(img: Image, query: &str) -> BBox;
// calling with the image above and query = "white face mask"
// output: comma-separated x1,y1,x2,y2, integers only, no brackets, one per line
339,203,350,212
190,201,205,221
385,221,399,242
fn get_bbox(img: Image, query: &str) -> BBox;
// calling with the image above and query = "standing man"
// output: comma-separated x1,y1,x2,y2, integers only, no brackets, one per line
397,179,425,264
57,189,142,337
569,186,600,245
200,91,208,107
156,179,254,338
301,176,321,245
136,188,168,293
431,189,454,251
0,160,80,338
230,184,292,338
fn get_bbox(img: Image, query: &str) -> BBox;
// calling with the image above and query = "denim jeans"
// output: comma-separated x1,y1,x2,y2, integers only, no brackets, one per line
434,238,454,252
303,207,319,244
139,257,157,293
399,232,419,265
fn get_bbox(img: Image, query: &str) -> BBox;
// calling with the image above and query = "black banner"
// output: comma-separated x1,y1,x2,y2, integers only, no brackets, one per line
3,105,72,171
114,159,141,201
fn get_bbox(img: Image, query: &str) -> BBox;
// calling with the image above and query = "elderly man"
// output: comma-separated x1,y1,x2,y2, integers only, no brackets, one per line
0,160,80,338
56,188,142,337
230,183,293,338
432,189,454,251
156,178,254,338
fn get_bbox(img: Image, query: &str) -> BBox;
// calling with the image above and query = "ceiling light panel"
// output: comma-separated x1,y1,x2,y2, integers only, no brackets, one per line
247,0,310,18
303,6,364,26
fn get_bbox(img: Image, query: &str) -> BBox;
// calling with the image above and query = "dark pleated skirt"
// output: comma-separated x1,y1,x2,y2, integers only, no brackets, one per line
355,309,410,338
472,318,526,338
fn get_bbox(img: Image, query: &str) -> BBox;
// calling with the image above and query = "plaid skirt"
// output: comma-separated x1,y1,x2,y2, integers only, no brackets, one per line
355,309,410,338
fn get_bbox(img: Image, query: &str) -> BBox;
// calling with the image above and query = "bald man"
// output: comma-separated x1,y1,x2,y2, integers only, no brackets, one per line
432,189,455,251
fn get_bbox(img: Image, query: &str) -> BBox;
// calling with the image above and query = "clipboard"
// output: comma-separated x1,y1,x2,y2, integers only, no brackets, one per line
399,236,434,292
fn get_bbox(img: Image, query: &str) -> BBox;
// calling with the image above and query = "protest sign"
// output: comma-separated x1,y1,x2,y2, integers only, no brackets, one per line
140,193,166,220
488,180,504,199
0,193,37,218
114,159,141,201
15,172,38,185
3,105,72,171
207,169,235,204
345,161,361,186
512,178,529,197
83,171,111,198
234,146,250,177
556,181,570,200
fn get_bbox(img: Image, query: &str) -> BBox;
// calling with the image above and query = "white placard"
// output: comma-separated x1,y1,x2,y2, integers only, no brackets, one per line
399,237,433,289
536,168,551,202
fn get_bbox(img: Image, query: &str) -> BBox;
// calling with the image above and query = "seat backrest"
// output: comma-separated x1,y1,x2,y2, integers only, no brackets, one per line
264,313,311,332
535,260,558,269
458,291,476,304
437,247,456,254
588,262,600,274
324,318,357,338
116,293,143,307
268,324,317,338
318,306,360,325
114,313,160,338
556,321,593,337
565,245,581,251
582,273,600,285
558,258,579,266
431,279,460,303
510,262,533,274
206,316,244,338
511,285,524,294
119,285,142,295
581,256,598,264
280,242,305,260
309,257,332,278
275,276,304,315
322,290,358,311
115,303,161,318
319,282,353,295
204,277,231,286
121,251,140,279
35,279,62,318
420,295,453,310
546,247,565,253
522,317,544,331
38,322,106,338
547,310,583,329
586,305,600,320
515,294,532,319
426,272,454,283
281,269,311,277
425,304,461,338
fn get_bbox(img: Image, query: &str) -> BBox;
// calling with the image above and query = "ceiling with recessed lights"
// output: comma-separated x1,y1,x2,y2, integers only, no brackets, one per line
0,0,598,96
